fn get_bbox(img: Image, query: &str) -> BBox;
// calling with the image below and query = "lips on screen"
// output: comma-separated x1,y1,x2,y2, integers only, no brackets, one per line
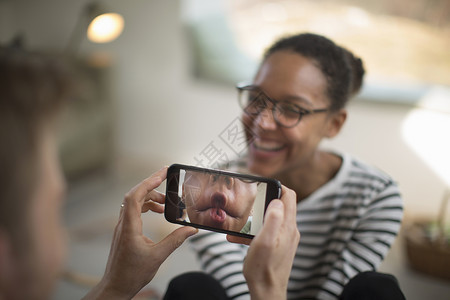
174,169,268,235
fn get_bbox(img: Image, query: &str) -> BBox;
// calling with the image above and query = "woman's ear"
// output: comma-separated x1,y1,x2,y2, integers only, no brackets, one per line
325,109,347,138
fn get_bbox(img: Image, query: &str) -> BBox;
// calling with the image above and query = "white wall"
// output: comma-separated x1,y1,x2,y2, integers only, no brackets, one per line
0,0,241,164
322,100,449,219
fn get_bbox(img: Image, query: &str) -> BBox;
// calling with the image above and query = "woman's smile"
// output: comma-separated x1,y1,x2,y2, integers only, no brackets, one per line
252,138,286,152
249,137,288,160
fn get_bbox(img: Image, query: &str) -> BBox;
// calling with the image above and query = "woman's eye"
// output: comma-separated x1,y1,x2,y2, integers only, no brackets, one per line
250,95,265,107
278,103,300,118
279,103,299,113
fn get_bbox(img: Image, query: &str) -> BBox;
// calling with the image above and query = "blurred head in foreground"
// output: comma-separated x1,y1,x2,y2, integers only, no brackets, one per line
0,46,71,300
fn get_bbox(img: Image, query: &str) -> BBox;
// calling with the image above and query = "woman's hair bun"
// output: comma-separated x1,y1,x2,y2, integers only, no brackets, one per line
344,49,365,96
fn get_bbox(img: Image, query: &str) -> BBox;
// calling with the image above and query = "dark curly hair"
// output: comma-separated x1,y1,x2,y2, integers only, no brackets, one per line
263,33,365,111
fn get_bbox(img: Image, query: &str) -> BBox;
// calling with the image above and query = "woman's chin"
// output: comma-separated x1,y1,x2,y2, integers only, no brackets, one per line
247,146,286,177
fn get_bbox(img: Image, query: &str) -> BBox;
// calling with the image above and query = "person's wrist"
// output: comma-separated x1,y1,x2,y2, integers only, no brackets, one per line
250,289,286,300
82,277,135,300
248,282,287,300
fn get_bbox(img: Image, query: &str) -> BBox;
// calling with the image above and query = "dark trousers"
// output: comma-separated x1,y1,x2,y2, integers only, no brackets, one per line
163,271,406,300
339,271,406,300
163,272,229,300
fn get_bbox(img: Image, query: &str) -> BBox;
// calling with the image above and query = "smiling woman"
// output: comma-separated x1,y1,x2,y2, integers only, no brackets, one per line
187,32,405,300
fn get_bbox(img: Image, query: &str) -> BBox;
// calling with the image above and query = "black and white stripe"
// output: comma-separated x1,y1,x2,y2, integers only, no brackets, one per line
189,153,403,300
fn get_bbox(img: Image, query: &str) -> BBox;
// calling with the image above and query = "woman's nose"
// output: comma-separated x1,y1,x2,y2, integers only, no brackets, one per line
254,108,277,130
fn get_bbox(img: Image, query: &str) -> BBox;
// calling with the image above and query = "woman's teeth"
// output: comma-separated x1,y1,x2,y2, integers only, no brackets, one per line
253,140,285,151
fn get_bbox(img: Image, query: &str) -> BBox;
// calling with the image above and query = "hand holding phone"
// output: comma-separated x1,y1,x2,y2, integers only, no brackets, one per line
85,167,198,300
243,186,300,299
164,164,281,238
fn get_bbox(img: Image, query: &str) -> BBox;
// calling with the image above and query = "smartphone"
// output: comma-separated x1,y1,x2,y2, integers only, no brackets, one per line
164,163,281,239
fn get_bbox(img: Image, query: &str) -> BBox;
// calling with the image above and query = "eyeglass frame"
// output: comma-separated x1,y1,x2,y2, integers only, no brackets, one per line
236,84,330,128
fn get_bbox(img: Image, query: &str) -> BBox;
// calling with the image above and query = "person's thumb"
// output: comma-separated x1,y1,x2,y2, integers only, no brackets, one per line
157,226,198,259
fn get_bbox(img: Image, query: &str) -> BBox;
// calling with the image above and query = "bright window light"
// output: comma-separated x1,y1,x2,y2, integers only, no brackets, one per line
401,87,450,186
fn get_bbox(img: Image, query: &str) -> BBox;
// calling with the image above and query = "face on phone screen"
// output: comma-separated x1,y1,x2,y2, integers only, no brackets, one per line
165,165,281,238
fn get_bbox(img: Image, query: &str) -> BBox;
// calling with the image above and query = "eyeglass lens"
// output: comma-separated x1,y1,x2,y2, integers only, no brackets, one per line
239,88,302,127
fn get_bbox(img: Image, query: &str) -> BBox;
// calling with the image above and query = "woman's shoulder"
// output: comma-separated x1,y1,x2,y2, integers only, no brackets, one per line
337,153,394,183
332,153,403,207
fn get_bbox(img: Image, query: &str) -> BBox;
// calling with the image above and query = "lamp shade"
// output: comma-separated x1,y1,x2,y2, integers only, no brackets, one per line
65,2,125,53
87,12,124,43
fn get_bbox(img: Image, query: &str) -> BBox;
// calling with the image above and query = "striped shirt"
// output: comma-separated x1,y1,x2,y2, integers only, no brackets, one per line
189,152,403,299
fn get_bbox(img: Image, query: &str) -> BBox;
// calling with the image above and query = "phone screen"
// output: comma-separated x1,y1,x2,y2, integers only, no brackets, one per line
165,164,281,238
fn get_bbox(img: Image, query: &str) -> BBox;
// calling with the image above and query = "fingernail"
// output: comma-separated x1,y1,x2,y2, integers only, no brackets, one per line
188,228,199,236
269,199,283,209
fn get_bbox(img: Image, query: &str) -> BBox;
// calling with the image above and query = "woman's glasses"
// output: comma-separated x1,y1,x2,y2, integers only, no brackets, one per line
237,85,329,128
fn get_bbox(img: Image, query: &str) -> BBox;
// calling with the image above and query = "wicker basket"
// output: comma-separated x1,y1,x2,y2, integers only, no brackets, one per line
404,189,450,281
